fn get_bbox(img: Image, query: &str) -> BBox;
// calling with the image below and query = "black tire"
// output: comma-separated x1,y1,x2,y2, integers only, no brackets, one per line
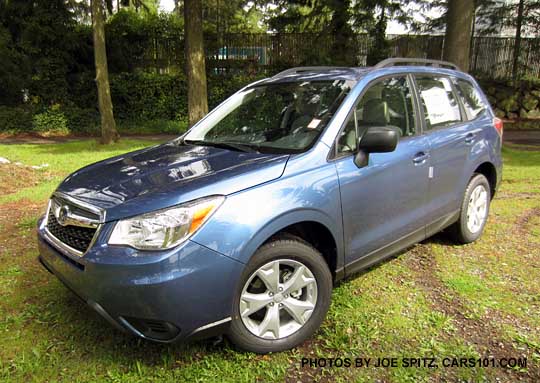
449,173,491,244
227,236,332,354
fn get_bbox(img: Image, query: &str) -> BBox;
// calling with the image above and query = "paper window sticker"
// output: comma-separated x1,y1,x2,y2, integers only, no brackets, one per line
307,118,322,129
442,78,453,92
421,88,454,125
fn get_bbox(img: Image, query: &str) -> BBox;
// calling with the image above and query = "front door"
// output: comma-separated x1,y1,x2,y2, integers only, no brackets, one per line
333,75,431,271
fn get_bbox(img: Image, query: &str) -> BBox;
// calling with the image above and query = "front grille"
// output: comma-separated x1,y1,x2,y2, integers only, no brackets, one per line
45,197,100,255
47,210,96,252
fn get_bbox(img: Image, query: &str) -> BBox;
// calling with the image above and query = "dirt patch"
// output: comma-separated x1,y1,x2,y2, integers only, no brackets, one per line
504,142,540,151
0,200,44,259
404,243,538,381
0,200,46,317
505,140,540,148
504,130,540,149
497,192,540,200
514,207,540,235
284,337,347,383
0,164,40,196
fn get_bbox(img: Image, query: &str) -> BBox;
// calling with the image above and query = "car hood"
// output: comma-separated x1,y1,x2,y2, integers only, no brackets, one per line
56,141,289,222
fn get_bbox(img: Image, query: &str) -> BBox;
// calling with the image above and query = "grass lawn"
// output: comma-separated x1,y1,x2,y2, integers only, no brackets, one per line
0,139,539,382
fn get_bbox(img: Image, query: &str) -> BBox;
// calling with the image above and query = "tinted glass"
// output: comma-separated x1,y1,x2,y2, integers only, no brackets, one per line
454,79,486,120
184,80,352,153
416,76,462,129
337,76,416,153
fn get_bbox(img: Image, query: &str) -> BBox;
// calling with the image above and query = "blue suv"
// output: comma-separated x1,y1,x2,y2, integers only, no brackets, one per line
37,58,503,353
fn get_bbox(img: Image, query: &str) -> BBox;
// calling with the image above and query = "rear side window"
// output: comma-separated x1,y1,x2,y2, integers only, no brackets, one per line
415,76,462,130
453,79,486,120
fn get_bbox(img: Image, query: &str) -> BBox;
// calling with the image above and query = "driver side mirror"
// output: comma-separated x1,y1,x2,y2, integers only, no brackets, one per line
354,126,400,168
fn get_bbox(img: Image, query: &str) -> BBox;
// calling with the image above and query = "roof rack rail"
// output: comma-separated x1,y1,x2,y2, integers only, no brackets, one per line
273,66,347,78
374,58,460,71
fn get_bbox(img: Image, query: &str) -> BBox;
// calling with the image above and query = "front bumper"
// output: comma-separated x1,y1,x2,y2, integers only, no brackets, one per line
37,223,244,342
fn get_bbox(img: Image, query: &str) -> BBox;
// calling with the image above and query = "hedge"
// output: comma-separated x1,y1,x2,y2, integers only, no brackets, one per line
0,106,34,133
0,71,264,135
5,73,537,135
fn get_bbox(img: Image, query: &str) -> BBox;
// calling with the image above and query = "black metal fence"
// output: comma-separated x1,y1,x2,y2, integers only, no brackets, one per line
141,33,540,79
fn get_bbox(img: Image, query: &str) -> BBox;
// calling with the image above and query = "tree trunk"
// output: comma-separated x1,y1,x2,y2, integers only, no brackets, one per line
184,0,208,127
512,0,525,81
92,0,119,144
443,0,474,71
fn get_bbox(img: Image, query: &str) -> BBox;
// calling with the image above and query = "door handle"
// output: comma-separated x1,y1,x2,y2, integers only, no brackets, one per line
465,133,476,144
412,152,429,164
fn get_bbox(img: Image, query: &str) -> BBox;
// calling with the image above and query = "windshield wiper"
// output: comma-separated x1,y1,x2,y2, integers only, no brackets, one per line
183,139,260,153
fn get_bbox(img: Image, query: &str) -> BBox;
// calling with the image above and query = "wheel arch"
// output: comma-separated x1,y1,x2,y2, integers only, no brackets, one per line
240,210,344,281
473,161,498,199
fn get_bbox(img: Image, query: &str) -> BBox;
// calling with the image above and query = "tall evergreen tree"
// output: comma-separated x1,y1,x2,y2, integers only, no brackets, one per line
0,0,79,105
260,0,414,65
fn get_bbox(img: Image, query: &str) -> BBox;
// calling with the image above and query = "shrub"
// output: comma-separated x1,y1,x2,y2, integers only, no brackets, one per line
110,71,187,121
32,105,69,135
117,118,188,135
0,106,33,133
207,73,266,109
70,70,263,122
62,106,99,134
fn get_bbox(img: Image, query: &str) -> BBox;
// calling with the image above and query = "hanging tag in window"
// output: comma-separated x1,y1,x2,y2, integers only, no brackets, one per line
307,118,321,129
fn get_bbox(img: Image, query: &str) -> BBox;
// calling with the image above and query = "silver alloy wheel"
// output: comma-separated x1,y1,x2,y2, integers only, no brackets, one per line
239,259,318,340
466,184,488,234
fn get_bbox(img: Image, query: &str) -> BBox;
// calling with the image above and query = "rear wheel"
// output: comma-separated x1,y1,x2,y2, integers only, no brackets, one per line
450,173,491,244
228,237,332,353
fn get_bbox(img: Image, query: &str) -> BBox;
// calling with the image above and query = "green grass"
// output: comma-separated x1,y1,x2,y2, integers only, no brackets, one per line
433,148,540,328
0,139,159,172
0,139,539,382
0,139,158,203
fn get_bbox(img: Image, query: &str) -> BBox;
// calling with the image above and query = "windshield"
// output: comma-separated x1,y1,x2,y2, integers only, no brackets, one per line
183,80,353,153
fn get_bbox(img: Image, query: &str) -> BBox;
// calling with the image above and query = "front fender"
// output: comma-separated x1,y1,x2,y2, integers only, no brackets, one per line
234,207,342,268
190,160,344,270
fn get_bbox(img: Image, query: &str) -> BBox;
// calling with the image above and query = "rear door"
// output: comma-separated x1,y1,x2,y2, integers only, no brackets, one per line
334,75,430,271
413,74,473,227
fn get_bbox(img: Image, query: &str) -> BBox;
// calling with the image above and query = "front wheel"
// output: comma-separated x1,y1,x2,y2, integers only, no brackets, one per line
228,237,332,353
450,173,491,244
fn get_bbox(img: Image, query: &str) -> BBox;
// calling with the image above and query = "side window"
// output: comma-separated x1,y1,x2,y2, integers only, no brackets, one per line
415,76,462,130
453,78,486,120
337,76,416,153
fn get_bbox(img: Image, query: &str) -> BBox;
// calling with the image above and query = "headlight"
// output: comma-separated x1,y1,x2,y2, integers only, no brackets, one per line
108,196,224,250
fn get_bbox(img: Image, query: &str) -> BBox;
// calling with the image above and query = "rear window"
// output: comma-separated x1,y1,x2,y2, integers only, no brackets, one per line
453,79,487,120
415,76,462,129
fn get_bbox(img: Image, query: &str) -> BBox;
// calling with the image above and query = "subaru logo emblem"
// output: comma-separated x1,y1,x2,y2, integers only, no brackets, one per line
57,205,70,226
